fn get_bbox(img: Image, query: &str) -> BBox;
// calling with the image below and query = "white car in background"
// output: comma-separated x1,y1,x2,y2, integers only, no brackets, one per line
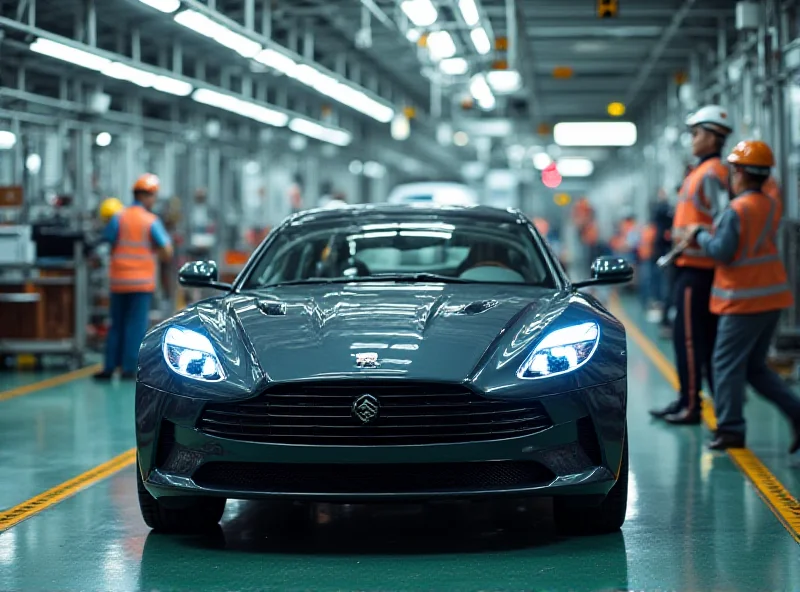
386,182,479,207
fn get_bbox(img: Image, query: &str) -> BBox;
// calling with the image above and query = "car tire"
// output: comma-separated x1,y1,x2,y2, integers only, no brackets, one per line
553,431,628,535
136,458,226,533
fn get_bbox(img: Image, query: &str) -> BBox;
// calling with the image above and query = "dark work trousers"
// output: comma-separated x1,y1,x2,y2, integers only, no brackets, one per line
102,291,153,374
660,264,675,328
713,311,800,435
671,266,718,411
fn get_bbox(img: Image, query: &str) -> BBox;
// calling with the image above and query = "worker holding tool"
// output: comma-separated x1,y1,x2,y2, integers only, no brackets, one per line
650,105,733,424
94,174,174,380
686,140,800,452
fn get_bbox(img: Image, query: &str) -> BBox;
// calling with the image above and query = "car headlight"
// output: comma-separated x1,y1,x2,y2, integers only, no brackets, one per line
517,321,599,380
162,327,225,381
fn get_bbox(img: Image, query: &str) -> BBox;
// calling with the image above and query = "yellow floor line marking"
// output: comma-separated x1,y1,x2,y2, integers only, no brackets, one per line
0,363,102,403
0,448,136,533
608,292,800,544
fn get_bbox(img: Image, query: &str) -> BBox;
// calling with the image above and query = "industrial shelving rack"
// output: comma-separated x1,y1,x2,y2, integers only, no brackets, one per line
0,239,88,368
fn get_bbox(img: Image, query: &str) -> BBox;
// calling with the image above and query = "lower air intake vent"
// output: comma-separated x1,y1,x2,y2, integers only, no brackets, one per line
192,461,556,494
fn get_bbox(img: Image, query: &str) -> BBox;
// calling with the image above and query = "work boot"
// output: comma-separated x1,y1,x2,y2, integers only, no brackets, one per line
93,370,114,381
663,407,702,425
649,399,683,419
708,430,745,450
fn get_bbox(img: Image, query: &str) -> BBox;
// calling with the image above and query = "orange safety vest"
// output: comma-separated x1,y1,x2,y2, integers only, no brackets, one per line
533,217,550,237
109,206,159,293
763,176,781,205
638,223,657,261
673,157,728,269
709,190,794,315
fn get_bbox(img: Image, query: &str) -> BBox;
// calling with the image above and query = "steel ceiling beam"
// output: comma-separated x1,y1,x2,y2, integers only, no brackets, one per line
526,26,718,39
623,0,697,108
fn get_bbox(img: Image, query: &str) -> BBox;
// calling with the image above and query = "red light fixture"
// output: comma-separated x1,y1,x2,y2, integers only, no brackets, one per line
542,163,562,188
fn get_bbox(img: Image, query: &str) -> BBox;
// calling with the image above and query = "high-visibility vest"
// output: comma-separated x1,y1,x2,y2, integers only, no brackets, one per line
709,190,794,315
673,156,728,269
533,217,550,237
763,176,781,205
638,223,657,261
109,206,158,293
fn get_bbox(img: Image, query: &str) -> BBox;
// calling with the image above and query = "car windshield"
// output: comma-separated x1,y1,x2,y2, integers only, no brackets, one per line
241,213,555,290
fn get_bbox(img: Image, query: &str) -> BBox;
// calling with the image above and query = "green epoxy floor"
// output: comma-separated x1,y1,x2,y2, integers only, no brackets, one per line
1,299,799,591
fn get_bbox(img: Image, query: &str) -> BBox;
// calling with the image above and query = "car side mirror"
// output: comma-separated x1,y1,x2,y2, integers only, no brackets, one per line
573,256,634,289
178,260,232,290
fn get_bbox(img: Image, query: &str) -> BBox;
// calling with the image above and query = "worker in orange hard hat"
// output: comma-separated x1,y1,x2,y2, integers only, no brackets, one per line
94,173,174,380
687,140,800,452
650,105,733,425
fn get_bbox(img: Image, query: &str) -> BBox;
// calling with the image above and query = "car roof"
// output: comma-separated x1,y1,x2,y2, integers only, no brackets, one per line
285,203,528,227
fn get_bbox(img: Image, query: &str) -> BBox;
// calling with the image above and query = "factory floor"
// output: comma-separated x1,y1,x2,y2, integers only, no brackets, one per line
1,295,799,591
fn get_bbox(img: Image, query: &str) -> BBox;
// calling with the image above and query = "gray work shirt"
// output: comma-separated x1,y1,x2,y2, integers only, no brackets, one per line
696,207,740,265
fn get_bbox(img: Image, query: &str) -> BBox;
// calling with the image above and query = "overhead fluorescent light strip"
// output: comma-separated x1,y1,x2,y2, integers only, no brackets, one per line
556,158,594,177
192,88,289,127
253,48,394,123
29,38,194,96
470,27,491,55
458,0,480,27
174,9,262,58
487,70,521,93
440,58,468,76
400,0,438,27
30,38,111,71
289,118,352,146
138,0,180,13
469,74,495,110
426,31,456,61
553,122,637,146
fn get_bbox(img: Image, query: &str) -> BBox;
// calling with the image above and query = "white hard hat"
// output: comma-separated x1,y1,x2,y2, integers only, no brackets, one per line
685,105,733,134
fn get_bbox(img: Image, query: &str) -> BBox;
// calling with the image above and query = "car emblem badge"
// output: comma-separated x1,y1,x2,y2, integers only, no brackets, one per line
355,352,380,368
352,394,380,425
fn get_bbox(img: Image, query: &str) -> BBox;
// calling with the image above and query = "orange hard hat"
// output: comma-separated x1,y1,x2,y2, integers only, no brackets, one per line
133,173,160,193
726,140,775,168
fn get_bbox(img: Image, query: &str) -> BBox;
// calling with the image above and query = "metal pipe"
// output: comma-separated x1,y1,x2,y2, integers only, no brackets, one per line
359,0,395,30
244,0,255,30
506,0,517,71
625,0,697,107
85,0,96,47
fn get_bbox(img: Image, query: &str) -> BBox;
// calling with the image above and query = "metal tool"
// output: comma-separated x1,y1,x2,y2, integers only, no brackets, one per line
656,238,692,268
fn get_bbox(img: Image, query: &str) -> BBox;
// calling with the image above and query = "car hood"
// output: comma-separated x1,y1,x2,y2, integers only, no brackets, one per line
227,282,567,383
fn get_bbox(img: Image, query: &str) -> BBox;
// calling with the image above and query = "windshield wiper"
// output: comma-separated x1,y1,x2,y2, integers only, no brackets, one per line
362,273,475,283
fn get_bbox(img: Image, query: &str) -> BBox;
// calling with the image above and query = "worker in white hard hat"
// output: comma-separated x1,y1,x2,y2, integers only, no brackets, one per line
650,105,733,425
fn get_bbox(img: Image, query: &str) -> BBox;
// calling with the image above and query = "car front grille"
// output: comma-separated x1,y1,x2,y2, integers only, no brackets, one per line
197,382,553,445
191,460,556,494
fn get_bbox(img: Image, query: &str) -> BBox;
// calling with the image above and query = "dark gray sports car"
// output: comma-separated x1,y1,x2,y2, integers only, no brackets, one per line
135,204,632,535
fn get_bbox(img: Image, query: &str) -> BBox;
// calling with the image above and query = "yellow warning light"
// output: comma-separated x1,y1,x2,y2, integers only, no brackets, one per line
417,34,428,48
597,0,618,18
607,102,626,117
403,106,416,119
321,104,332,117
491,59,508,71
552,66,573,79
495,36,508,51
554,193,572,207
537,123,552,135
674,71,688,85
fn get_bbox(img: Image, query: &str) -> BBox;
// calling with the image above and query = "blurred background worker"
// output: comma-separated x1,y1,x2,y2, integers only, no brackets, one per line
94,174,174,380
690,140,800,452
650,105,733,424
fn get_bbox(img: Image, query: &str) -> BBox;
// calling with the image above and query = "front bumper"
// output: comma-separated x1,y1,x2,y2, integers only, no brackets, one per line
135,378,626,503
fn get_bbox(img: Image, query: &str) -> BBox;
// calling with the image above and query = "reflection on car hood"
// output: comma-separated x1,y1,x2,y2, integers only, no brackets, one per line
227,282,566,382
